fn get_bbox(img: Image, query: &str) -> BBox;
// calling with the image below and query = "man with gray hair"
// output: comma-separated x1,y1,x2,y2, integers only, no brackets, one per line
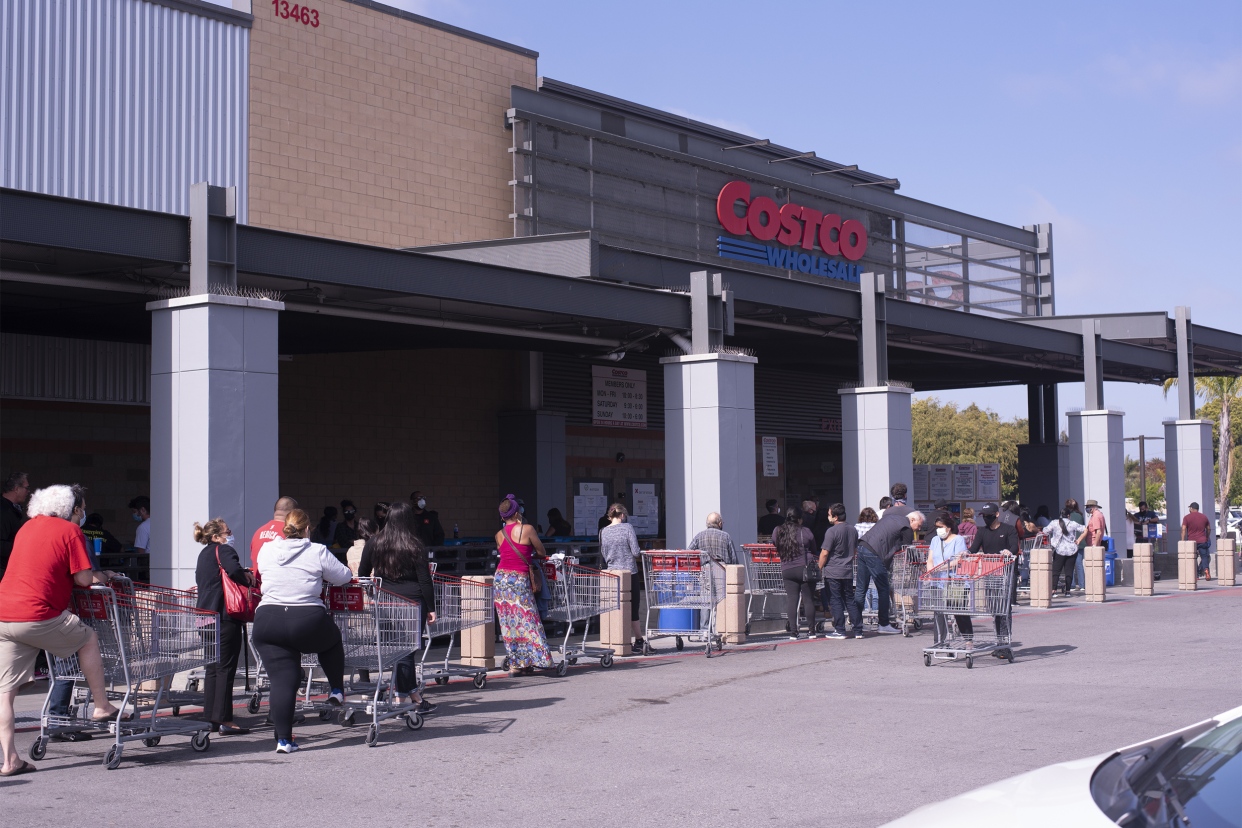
854,498,925,636
687,512,739,634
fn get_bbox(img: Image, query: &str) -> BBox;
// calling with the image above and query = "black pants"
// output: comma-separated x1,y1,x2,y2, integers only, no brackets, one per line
826,577,861,633
629,570,644,624
1052,553,1076,594
783,566,816,633
934,613,976,642
252,605,344,741
394,652,420,695
203,616,245,723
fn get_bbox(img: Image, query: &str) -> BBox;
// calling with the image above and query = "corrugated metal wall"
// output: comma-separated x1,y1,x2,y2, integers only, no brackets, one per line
755,366,841,441
1,333,151,404
1,0,249,220
544,352,665,431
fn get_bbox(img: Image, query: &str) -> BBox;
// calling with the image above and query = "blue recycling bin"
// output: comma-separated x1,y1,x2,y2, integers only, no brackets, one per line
659,608,697,631
1104,551,1118,586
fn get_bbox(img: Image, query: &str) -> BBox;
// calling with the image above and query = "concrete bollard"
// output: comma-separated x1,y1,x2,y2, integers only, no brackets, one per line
1085,546,1106,603
598,570,632,655
718,564,747,644
460,575,496,669
1029,547,1053,608
1133,542,1154,596
1178,540,1198,591
1217,539,1237,587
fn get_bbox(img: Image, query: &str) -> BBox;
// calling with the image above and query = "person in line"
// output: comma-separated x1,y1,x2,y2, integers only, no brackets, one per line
80,514,122,557
359,501,437,714
1181,502,1213,581
958,507,978,545
757,499,782,537
968,503,1021,648
1034,505,1051,528
0,484,123,776
854,507,879,537
193,518,256,735
346,518,378,576
1041,506,1085,597
598,503,644,654
252,496,299,570
251,509,352,754
409,491,445,547
1066,498,1086,592
334,500,360,549
544,508,573,538
373,501,391,530
1083,499,1108,548
310,506,339,550
802,500,830,552
773,508,817,640
854,487,921,636
928,512,974,646
687,512,740,565
877,496,893,518
128,495,151,554
493,495,552,677
819,503,860,640
1134,500,1159,543
998,501,1019,530
0,472,30,581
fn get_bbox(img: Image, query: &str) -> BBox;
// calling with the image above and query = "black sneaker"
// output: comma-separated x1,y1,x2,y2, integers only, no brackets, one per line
416,699,438,715
53,731,93,742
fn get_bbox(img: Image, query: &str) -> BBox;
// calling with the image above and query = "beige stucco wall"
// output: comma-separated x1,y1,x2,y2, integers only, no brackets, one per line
249,0,535,247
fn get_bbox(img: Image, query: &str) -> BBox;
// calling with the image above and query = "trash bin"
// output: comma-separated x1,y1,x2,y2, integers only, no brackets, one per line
1104,551,1118,587
659,609,697,630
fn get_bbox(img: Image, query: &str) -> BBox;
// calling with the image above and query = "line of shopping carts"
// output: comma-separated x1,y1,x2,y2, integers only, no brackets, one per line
918,553,1018,669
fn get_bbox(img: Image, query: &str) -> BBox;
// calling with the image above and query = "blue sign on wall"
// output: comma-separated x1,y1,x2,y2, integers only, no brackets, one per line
716,236,862,284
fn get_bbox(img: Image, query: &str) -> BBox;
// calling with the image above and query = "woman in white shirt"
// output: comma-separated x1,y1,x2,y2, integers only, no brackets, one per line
929,513,973,646
1040,506,1085,598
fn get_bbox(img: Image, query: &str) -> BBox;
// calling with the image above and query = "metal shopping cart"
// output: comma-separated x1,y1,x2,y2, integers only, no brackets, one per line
30,579,218,769
540,555,621,675
918,553,1017,669
127,582,213,715
739,544,788,636
639,551,725,657
1019,535,1048,592
892,544,931,636
419,572,493,689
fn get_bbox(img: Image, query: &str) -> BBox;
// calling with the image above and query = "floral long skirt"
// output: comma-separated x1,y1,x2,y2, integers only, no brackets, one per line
494,569,552,669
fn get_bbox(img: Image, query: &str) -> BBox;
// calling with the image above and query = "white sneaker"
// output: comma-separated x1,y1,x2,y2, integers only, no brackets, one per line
876,625,902,635
276,738,299,754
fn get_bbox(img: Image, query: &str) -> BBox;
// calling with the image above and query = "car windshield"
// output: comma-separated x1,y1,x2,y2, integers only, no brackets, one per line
1092,715,1242,828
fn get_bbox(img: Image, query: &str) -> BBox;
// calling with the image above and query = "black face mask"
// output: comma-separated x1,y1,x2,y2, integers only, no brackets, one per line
344,511,356,518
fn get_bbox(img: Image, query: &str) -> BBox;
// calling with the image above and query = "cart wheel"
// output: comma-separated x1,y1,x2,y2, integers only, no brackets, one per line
966,656,974,670
473,673,487,690
191,731,210,752
247,693,262,715
567,657,578,666
143,736,161,748
29,737,48,761
104,744,123,769
675,637,684,651
912,619,923,631
1006,650,1015,664
555,660,569,677
642,641,654,656
319,710,334,721
341,709,357,728
501,657,511,672
744,622,751,635
435,676,448,686
171,705,180,717
600,653,614,668
902,624,912,638
186,679,199,693
365,724,379,747
405,712,423,731
923,654,931,667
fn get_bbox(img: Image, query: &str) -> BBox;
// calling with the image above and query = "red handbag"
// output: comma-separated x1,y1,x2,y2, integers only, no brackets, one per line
217,545,261,623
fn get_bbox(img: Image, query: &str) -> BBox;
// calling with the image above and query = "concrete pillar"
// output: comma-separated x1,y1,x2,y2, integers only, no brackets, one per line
148,294,283,587
497,410,566,531
460,575,496,668
1084,546,1106,602
1163,419,1217,559
598,570,632,655
1217,538,1236,587
1029,546,1052,608
837,386,914,524
662,352,757,549
1067,409,1125,547
1177,540,1198,590
717,564,747,644
1018,383,1069,515
1133,542,1154,596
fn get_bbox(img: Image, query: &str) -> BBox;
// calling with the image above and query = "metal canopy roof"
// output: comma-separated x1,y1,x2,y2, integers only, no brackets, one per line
3,189,1237,392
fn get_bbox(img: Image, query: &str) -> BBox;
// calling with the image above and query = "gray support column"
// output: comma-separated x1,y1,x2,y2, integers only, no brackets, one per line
1082,319,1104,411
1067,409,1125,547
1027,384,1045,444
497,410,566,533
858,271,888,386
1164,418,1216,557
1019,383,1069,515
662,352,757,549
521,352,544,410
147,294,283,587
1174,306,1195,420
837,386,914,526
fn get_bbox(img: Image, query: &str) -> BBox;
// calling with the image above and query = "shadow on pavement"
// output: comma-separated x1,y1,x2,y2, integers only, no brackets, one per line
1012,643,1077,661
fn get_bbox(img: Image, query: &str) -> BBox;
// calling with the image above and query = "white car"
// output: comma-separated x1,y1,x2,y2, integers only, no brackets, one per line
880,705,1242,827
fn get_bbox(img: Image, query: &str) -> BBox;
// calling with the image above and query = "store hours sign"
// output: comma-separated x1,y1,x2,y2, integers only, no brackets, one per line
592,365,647,429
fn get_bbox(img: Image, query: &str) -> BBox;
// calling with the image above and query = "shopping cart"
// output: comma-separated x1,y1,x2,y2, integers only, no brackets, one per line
892,544,931,636
918,553,1017,668
30,579,218,769
1018,535,1048,592
419,572,493,689
128,582,212,715
639,551,725,657
739,544,788,635
540,555,621,675
334,579,426,746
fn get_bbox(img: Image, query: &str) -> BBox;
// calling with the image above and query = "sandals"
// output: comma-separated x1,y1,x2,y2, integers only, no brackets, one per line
90,709,134,723
0,760,36,777
216,724,250,735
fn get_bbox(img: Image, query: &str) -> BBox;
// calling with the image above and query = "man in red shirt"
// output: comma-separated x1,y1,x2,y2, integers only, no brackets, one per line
1082,499,1108,546
0,484,122,776
1181,502,1214,580
250,496,298,570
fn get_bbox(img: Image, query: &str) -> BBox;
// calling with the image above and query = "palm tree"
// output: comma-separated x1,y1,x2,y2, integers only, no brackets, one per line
1164,376,1240,529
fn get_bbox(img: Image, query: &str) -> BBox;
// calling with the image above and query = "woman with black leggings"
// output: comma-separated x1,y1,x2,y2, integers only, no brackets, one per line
773,507,818,640
252,508,353,754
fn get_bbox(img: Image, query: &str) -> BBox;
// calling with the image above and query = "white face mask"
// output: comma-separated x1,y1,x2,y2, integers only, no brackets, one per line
416,499,426,509
78,511,87,527
225,535,236,546
936,527,948,539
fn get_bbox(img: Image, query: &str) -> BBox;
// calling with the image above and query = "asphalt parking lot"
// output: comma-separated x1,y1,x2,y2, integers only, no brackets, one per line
6,582,1240,828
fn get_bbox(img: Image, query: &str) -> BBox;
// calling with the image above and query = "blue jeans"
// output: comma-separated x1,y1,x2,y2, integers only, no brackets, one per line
49,679,74,716
1196,542,1211,575
1073,550,1085,590
854,549,891,629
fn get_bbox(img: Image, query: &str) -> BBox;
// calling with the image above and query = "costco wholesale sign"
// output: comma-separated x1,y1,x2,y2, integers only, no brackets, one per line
714,181,868,284
592,365,647,428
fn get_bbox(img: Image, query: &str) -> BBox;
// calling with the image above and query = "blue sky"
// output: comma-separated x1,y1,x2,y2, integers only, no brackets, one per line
244,0,1242,455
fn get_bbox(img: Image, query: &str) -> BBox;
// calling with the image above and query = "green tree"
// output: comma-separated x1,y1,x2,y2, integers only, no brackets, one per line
1125,456,1165,510
1164,376,1241,523
911,398,1027,500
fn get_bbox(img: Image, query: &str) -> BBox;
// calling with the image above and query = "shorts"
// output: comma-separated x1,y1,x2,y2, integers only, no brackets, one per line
0,610,95,692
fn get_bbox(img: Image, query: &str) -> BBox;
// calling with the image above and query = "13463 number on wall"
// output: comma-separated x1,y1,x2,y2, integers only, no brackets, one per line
271,0,319,27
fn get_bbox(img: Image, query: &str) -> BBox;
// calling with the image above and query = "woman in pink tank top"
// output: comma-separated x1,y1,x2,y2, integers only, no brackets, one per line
493,495,552,677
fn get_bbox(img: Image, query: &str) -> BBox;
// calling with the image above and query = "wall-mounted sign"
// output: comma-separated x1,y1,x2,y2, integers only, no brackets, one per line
761,436,779,477
820,417,842,433
976,463,1001,500
592,365,647,428
953,464,976,500
929,465,952,500
714,181,868,284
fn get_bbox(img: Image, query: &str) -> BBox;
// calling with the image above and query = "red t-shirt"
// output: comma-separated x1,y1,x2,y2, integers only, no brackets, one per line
1182,511,1211,543
0,516,94,622
250,519,285,568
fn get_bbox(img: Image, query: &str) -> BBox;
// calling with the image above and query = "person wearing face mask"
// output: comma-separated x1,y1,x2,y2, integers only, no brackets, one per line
409,491,445,547
128,495,151,554
193,517,257,735
927,513,974,647
333,500,360,549
373,501,391,530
